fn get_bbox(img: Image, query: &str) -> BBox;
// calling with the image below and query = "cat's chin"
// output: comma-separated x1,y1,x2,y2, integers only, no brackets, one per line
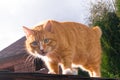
29,51,47,58
40,50,48,56
36,53,52,62
35,53,45,60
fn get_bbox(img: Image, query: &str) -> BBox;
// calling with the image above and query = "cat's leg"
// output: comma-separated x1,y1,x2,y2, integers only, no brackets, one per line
45,61,59,74
61,64,73,75
83,64,101,77
88,66,101,77
60,56,73,75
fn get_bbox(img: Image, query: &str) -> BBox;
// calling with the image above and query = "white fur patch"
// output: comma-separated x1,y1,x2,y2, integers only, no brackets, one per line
72,64,101,77
93,71,97,77
31,51,52,62
43,56,52,62
72,64,79,68
36,53,44,59
91,71,100,77
63,68,73,74
72,69,78,75
37,54,52,62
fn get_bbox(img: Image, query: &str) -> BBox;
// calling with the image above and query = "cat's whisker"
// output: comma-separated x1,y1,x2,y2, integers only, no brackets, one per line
25,55,34,63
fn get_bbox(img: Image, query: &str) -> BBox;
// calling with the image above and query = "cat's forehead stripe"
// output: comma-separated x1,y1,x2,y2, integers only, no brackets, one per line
40,42,43,50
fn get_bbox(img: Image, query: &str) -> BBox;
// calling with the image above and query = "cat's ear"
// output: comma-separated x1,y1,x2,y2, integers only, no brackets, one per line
43,21,52,32
23,26,33,37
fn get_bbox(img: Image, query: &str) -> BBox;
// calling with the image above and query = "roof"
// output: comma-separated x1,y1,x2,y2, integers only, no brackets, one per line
0,72,118,80
0,37,28,63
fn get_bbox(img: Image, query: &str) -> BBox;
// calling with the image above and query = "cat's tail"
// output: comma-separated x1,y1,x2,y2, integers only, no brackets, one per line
92,26,102,38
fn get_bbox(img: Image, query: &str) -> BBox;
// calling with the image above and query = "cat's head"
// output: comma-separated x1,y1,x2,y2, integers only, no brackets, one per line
23,21,57,58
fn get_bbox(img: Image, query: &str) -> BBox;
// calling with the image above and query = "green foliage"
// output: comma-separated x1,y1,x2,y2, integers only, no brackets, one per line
89,0,120,78
116,0,120,17
94,12,120,78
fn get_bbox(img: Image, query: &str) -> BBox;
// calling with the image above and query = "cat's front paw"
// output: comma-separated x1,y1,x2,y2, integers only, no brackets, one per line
48,71,56,74
62,68,73,75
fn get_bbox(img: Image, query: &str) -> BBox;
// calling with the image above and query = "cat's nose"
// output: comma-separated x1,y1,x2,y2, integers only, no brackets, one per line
40,49,44,53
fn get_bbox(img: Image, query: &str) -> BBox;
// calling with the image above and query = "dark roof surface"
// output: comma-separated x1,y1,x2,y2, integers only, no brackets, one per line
0,72,118,80
0,37,28,61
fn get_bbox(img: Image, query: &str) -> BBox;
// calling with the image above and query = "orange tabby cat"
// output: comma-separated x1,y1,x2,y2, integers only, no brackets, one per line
23,20,102,77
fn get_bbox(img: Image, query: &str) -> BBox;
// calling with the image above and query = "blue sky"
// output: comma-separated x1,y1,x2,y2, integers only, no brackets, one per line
0,0,111,51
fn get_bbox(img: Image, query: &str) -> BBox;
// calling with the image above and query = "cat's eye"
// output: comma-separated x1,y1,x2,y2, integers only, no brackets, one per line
31,41,38,47
44,39,50,43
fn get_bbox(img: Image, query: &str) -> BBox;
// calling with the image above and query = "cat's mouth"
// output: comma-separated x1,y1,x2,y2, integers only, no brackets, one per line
40,50,47,56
